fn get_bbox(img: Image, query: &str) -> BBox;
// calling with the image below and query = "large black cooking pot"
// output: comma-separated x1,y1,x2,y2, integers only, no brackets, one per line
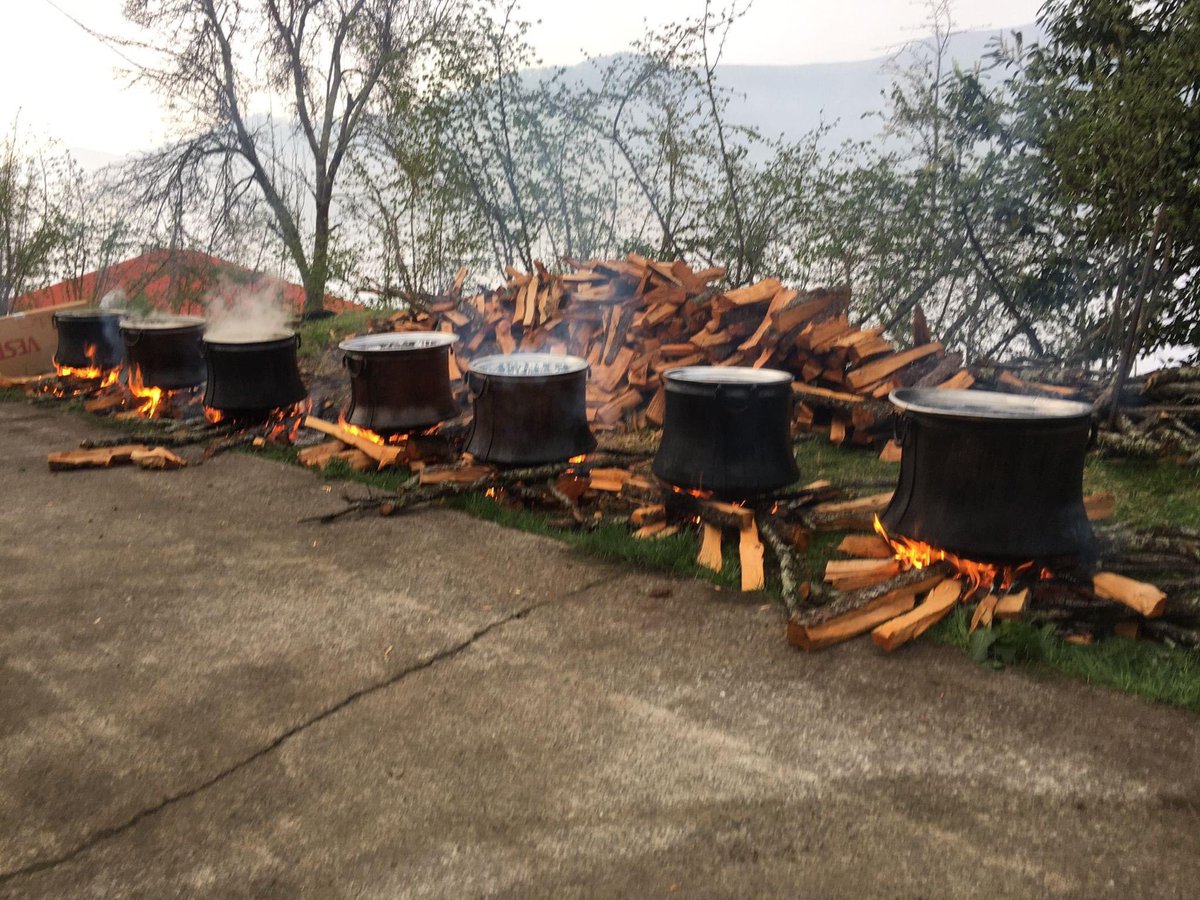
52,309,124,369
881,388,1098,566
465,353,595,465
203,332,308,416
340,332,460,434
120,316,206,389
652,366,799,498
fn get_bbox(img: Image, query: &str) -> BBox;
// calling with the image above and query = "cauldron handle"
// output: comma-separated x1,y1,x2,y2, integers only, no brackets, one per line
343,354,366,377
1087,417,1099,450
893,412,911,446
124,329,143,347
714,381,756,414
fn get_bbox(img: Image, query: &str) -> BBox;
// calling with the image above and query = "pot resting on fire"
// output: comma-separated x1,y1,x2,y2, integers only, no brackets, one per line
465,353,595,465
339,332,460,434
652,366,799,498
53,309,125,371
120,316,207,390
203,331,308,418
880,387,1098,568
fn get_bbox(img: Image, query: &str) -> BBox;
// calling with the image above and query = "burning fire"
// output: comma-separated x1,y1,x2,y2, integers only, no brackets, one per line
336,414,407,445
873,515,1040,594
54,344,120,387
670,484,715,501
568,454,587,464
127,366,165,418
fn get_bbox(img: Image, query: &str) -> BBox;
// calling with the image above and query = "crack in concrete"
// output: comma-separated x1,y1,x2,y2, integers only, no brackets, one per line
0,576,609,885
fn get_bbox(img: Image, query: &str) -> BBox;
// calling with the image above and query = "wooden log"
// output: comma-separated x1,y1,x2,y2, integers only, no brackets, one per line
303,416,405,469
936,370,976,390
871,579,962,651
791,566,951,630
824,558,902,582
418,464,497,485
48,444,149,471
587,467,631,492
878,440,903,463
697,522,723,572
1092,572,1167,618
993,588,1029,620
970,594,999,632
789,592,918,652
845,342,944,391
630,504,665,526
298,440,347,468
835,534,893,559
739,519,766,591
131,447,187,470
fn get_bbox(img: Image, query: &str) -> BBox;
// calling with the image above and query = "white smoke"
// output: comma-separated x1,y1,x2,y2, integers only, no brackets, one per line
203,278,293,342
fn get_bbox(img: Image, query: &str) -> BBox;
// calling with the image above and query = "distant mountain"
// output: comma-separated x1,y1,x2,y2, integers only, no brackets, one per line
535,23,1041,148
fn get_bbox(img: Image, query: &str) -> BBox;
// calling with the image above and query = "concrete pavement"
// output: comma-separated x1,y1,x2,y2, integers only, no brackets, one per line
1,401,1198,897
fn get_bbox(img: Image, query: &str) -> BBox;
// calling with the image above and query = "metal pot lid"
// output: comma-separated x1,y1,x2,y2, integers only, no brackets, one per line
469,353,588,377
339,332,459,353
889,387,1094,421
665,365,792,386
53,308,123,320
120,315,206,330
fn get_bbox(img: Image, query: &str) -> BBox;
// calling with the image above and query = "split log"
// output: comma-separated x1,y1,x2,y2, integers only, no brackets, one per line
824,558,902,591
970,594,999,632
845,342,943,391
131,447,187,470
303,416,405,469
871,579,962,651
835,534,893,559
1092,572,1167,618
697,522,723,572
739,519,765,591
993,588,1029,620
48,444,149,471
788,565,951,648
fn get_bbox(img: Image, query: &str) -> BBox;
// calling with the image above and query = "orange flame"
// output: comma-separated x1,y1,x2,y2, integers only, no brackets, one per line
127,366,165,418
568,454,587,464
336,414,407,445
670,484,714,501
55,344,120,386
873,515,1036,594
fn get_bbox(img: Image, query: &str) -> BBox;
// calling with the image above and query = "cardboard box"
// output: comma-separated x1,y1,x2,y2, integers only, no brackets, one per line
0,302,86,376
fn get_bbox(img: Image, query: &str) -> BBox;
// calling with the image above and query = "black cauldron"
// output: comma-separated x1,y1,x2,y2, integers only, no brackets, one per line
652,366,799,498
120,316,206,389
203,332,307,417
340,332,460,434
880,388,1098,566
465,353,595,465
52,309,124,369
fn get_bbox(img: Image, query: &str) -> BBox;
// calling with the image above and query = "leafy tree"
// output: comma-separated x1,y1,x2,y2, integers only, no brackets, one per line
121,0,458,315
1033,0,1200,415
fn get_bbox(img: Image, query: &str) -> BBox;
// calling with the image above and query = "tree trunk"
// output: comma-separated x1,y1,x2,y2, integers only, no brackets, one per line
1107,206,1167,428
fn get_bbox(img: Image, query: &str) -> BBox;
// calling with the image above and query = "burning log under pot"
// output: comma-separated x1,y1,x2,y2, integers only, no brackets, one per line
339,332,460,434
465,353,595,465
120,316,207,389
203,331,308,420
652,366,799,498
53,309,125,370
880,388,1099,567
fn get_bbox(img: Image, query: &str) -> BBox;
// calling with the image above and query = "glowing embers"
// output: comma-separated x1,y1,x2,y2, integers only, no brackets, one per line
873,515,1050,594
206,398,314,443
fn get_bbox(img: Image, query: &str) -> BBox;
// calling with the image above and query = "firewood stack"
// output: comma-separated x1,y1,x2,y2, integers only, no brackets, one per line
377,256,969,447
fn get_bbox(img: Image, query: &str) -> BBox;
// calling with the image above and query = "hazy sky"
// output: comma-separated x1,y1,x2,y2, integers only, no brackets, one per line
0,0,1042,158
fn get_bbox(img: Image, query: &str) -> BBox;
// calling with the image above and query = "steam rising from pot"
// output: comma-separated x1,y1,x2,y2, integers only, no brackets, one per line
204,279,293,342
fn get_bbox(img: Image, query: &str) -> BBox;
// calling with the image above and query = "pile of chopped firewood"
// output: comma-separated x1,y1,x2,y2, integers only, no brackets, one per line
378,256,966,447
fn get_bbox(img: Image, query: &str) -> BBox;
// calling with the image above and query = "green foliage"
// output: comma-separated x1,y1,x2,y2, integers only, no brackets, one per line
935,608,1200,711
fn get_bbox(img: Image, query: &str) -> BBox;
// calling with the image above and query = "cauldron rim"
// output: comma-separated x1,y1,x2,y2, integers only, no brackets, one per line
339,332,459,353
52,309,124,321
666,365,791,386
204,331,296,348
469,352,587,378
120,315,206,332
890,387,1094,422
